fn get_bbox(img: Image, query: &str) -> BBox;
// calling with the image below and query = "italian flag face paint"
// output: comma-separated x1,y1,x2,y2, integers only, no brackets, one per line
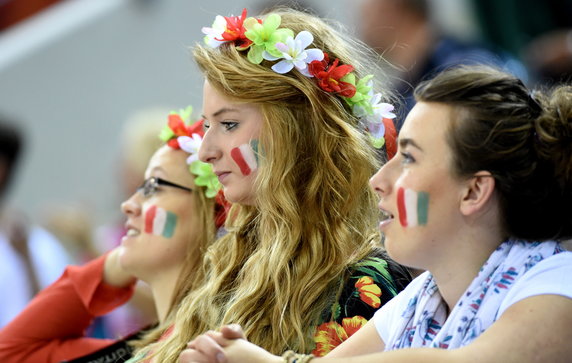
231,140,259,176
397,187,429,227
144,205,178,238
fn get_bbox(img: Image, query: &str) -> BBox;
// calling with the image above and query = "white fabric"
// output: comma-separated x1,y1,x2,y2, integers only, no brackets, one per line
374,241,572,350
0,226,71,327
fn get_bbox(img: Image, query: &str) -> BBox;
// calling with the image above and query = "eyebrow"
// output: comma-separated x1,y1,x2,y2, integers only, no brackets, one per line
201,107,241,120
398,137,424,152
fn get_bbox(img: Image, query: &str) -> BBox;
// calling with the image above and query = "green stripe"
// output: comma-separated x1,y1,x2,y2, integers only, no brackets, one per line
417,192,429,225
162,211,177,238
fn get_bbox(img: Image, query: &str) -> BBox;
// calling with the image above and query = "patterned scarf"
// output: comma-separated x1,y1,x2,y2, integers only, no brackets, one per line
385,240,563,350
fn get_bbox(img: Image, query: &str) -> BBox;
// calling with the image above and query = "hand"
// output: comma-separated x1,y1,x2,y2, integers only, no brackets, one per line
179,326,281,363
103,247,136,287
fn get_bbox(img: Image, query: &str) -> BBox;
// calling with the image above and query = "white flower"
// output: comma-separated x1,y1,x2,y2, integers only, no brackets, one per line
263,31,324,76
201,15,227,48
178,134,203,164
370,92,396,119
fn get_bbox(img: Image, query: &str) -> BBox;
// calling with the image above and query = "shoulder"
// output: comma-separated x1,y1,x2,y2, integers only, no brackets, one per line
498,251,572,317
372,272,431,343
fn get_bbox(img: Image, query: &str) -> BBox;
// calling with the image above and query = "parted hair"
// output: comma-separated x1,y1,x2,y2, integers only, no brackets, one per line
415,65,572,241
142,8,393,362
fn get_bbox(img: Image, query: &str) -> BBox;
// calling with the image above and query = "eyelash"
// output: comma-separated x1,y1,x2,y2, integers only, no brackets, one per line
221,121,238,131
202,120,238,131
400,152,415,164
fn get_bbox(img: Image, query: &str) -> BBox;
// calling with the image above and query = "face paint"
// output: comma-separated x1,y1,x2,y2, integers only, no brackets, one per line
144,205,178,238
231,140,259,176
397,187,429,227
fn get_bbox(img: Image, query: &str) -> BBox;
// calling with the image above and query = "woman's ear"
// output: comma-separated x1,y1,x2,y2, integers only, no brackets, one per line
460,172,495,216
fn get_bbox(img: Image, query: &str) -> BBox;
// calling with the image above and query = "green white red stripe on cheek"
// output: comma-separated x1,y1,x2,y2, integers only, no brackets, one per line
397,187,429,227
144,205,178,238
230,140,259,176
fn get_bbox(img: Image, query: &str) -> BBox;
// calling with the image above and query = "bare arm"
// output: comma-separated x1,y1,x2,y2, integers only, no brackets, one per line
181,294,572,363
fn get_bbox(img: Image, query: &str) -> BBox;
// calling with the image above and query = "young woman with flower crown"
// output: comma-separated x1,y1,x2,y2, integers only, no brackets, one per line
180,65,572,363
127,7,412,363
0,108,227,363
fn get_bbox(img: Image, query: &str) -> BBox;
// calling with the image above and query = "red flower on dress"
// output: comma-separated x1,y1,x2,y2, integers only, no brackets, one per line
355,276,382,308
217,8,253,49
308,52,356,98
312,316,368,356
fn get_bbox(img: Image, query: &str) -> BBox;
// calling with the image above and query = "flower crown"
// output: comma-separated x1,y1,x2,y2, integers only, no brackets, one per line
201,8,397,155
159,106,222,198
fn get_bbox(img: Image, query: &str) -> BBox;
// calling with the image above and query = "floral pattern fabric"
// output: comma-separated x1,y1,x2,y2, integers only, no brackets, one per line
312,254,410,356
383,240,563,350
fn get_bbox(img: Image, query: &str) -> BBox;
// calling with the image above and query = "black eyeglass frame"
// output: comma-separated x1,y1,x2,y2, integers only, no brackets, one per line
137,177,193,198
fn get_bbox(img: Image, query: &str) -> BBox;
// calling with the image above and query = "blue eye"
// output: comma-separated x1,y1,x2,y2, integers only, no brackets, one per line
400,152,415,164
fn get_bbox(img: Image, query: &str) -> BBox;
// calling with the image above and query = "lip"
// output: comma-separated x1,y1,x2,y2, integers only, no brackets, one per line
122,222,140,242
214,170,231,184
378,204,395,231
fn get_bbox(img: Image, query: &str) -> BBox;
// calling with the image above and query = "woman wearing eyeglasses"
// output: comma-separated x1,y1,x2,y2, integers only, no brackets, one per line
0,110,227,363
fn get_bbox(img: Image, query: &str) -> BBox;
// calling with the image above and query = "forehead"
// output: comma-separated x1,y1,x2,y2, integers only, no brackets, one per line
202,80,263,119
400,101,453,146
146,146,195,185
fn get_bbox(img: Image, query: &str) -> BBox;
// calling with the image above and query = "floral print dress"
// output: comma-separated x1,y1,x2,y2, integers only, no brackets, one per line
312,252,411,356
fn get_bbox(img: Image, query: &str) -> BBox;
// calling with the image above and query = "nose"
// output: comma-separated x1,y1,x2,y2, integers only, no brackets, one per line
369,161,393,197
121,192,142,217
198,127,222,164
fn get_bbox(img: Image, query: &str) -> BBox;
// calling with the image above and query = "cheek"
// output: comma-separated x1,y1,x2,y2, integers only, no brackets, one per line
230,140,259,176
396,186,430,228
143,205,178,239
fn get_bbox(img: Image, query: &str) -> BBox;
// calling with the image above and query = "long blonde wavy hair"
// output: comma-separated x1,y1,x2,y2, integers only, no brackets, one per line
140,8,394,361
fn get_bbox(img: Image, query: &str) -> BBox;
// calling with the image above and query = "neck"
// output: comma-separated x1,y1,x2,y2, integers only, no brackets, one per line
429,225,504,313
145,268,181,323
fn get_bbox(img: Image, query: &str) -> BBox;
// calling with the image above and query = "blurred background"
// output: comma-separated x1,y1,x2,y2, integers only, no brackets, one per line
1,0,570,228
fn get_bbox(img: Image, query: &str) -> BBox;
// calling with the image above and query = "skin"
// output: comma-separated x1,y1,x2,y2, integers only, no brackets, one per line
199,80,264,206
105,145,199,322
179,102,572,363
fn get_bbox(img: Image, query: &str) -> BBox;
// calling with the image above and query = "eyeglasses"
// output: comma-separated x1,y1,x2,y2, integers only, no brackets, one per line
137,177,193,198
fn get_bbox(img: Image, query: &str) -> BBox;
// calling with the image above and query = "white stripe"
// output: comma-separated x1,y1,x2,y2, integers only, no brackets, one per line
153,207,167,235
239,144,257,172
405,188,418,227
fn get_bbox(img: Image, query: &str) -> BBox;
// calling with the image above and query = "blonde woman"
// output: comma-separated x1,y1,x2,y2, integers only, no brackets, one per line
0,112,226,363
130,7,411,363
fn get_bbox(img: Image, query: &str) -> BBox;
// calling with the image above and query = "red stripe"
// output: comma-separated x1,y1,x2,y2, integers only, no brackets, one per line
231,146,252,176
397,187,408,227
144,205,157,234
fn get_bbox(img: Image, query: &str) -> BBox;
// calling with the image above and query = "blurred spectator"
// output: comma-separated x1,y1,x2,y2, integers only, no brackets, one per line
472,0,572,85
0,117,71,328
358,0,527,127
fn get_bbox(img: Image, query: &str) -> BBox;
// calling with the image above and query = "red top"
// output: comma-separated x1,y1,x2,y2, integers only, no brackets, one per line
0,254,136,363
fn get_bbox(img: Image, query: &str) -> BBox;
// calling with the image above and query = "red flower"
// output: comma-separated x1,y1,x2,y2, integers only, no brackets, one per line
355,276,382,308
217,8,253,49
312,316,368,356
383,117,397,160
308,53,356,98
166,113,193,149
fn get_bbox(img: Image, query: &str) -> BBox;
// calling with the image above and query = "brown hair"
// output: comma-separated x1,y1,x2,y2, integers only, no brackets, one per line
415,65,572,241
